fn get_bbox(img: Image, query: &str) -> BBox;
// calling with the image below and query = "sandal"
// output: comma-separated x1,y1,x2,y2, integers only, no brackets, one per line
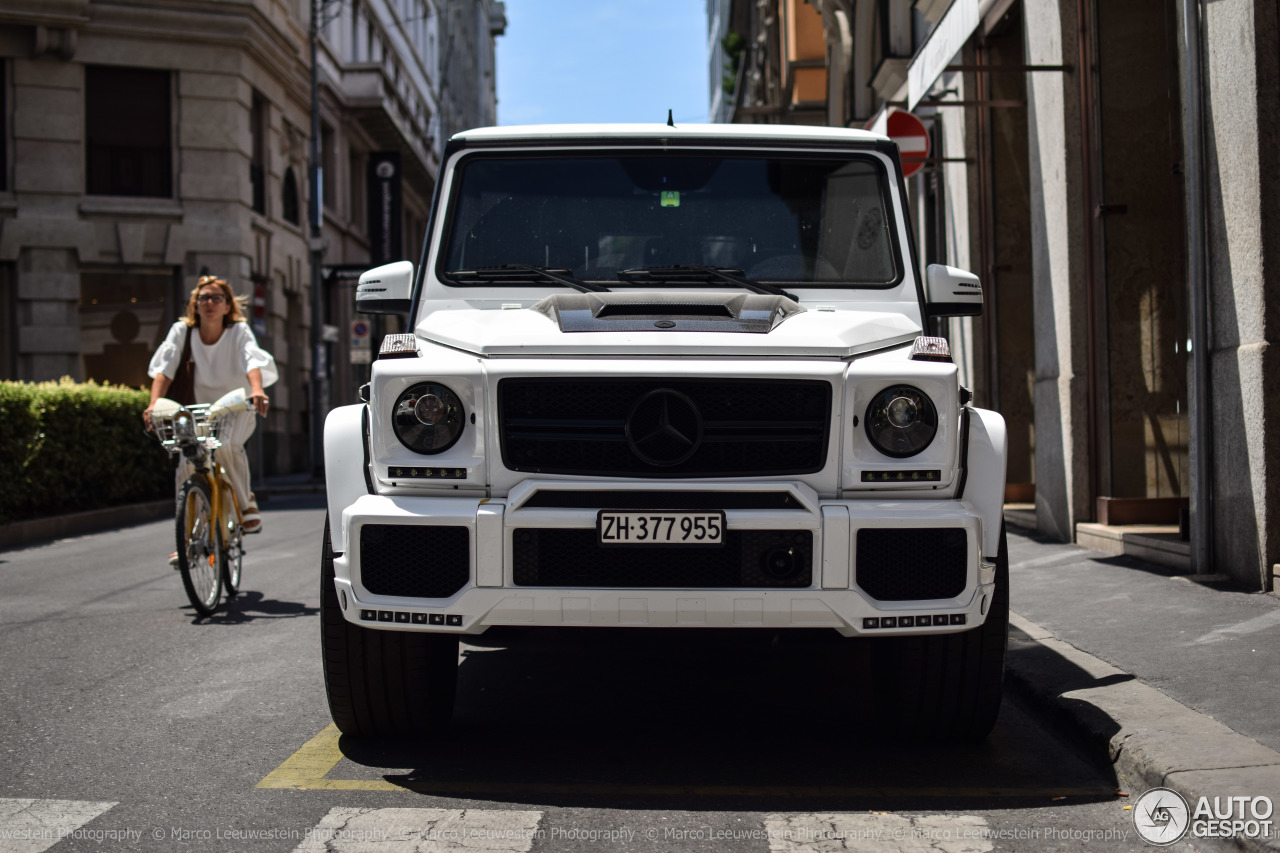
243,506,262,534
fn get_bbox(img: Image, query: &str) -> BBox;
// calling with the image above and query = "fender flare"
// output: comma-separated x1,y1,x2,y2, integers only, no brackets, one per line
324,403,370,553
963,406,1008,557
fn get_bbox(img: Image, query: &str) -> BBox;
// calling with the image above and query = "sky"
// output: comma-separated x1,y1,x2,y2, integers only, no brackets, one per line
495,1,711,126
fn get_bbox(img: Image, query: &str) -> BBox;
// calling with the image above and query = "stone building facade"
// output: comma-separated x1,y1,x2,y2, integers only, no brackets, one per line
715,0,1279,591
0,0,503,476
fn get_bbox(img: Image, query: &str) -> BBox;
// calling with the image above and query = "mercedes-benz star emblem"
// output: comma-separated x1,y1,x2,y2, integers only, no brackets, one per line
625,389,703,467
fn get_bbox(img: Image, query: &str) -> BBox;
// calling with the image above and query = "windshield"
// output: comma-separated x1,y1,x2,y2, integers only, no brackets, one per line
440,152,900,286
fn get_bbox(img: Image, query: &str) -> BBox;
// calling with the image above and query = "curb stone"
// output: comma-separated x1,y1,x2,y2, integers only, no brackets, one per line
0,500,172,551
0,480,323,552
1007,611,1280,853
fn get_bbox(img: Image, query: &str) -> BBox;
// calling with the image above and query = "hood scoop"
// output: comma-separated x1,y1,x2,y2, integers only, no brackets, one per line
531,292,804,334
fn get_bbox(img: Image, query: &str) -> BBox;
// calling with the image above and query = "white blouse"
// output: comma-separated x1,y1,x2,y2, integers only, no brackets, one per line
148,320,278,404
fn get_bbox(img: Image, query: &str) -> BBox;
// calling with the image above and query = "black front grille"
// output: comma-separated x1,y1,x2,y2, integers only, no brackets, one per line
513,528,812,588
855,528,968,601
498,378,830,477
360,524,470,598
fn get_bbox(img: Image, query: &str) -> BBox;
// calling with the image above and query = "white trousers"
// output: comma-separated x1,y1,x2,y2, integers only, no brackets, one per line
175,409,257,515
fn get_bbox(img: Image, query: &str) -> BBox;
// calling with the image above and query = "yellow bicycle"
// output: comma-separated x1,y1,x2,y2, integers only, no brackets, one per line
151,390,250,616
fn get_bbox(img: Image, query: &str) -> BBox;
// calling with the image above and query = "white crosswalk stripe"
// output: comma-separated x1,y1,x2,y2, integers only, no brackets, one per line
291,807,543,853
0,798,118,853
765,813,994,853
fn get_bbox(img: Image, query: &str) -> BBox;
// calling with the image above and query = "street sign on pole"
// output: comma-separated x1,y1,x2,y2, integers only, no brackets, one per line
885,108,931,179
351,319,371,364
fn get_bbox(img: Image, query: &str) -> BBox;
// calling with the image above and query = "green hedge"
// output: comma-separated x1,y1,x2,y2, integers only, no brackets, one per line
0,379,172,525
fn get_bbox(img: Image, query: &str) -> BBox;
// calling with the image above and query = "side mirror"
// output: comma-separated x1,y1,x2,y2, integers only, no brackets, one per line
356,261,414,314
924,264,983,317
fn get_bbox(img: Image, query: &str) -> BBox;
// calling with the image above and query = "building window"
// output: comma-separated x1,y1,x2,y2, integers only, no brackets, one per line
282,167,300,225
250,92,267,214
870,0,887,77
0,62,7,193
354,2,368,62
86,66,172,198
321,122,336,212
348,149,365,230
0,263,13,379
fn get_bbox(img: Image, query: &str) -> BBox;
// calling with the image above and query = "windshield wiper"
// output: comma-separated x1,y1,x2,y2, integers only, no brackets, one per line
616,265,798,302
447,264,610,293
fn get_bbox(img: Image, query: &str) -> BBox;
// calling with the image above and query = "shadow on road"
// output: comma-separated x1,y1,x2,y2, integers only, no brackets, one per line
331,628,1120,811
186,590,318,624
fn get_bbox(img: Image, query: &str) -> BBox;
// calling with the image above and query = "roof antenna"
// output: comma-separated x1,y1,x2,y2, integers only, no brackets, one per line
666,109,675,127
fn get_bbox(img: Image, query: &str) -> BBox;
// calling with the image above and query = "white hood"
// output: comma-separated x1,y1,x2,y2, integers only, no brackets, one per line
416,298,922,358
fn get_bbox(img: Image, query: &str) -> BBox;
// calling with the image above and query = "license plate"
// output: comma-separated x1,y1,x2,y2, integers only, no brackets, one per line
597,511,725,546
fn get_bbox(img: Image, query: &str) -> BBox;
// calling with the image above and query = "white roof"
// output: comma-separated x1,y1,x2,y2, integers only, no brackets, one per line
453,123,889,145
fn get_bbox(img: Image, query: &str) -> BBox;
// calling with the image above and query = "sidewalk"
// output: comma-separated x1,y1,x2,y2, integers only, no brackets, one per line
0,473,324,551
1003,514,1280,852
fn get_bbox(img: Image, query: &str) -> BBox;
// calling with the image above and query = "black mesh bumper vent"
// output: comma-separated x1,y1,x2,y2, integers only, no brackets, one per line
498,378,830,477
855,527,968,601
360,524,470,598
513,528,812,588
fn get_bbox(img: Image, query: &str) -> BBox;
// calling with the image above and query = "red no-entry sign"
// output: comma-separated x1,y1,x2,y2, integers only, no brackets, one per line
885,108,931,179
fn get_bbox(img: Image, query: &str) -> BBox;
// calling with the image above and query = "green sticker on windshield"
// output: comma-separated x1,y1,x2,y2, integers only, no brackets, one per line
660,190,680,208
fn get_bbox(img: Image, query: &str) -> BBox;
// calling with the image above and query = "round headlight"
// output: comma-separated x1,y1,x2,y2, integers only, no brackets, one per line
392,382,465,454
865,385,937,458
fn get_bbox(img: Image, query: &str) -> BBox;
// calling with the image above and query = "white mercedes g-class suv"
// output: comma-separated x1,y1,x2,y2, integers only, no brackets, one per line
321,123,1008,741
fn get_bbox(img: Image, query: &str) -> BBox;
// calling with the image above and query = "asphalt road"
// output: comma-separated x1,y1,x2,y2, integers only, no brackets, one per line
0,496,1185,851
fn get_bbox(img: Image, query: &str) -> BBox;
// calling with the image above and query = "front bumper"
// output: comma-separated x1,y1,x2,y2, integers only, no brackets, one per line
331,480,999,638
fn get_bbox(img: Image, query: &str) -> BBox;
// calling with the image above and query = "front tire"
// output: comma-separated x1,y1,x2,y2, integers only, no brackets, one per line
320,518,459,738
870,524,1009,741
177,476,223,617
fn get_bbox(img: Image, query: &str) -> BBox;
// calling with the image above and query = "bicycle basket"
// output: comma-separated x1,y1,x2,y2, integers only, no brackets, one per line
153,404,222,454
200,412,226,445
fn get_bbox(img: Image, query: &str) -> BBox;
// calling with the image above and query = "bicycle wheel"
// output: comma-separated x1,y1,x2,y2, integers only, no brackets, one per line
176,476,223,616
220,479,244,596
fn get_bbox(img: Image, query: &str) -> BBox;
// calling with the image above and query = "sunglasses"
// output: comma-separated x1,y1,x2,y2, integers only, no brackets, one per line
197,293,226,304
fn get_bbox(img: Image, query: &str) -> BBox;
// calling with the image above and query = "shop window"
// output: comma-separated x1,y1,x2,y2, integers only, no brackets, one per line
80,271,175,388
86,66,172,197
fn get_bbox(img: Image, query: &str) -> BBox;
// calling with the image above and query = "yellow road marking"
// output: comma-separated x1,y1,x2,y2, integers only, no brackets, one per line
257,724,398,791
258,725,1117,799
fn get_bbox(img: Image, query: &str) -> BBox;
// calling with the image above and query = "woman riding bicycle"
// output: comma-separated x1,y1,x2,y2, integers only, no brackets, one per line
143,275,276,534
